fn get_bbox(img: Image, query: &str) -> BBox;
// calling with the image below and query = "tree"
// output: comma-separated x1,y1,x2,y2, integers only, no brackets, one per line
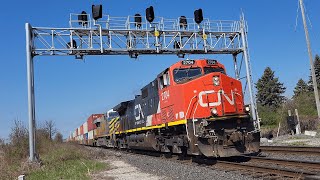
54,132,63,143
255,67,286,109
308,54,320,91
43,120,57,140
9,119,28,146
0,138,4,146
293,79,308,97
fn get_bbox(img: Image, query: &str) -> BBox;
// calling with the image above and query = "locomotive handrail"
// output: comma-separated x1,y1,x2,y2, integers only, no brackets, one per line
192,99,200,137
185,95,198,142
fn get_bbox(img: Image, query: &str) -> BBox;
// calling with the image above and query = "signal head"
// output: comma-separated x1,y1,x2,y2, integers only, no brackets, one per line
134,14,142,28
179,16,187,29
146,6,155,23
78,11,88,25
92,4,102,20
194,8,203,24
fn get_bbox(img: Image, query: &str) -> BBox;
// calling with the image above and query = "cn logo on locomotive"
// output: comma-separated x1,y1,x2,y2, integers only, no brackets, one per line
198,90,235,107
134,104,145,120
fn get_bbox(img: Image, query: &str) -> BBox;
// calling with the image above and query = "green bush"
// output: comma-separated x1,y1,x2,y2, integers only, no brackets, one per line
258,105,283,127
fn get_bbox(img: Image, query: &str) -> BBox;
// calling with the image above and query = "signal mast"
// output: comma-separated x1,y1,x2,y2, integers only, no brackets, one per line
26,5,258,161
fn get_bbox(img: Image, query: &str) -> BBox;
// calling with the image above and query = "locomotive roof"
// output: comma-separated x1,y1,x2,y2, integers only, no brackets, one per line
158,59,224,77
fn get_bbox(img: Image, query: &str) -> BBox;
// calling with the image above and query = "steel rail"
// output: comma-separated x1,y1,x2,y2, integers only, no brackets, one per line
260,146,320,155
244,156,320,174
216,160,317,179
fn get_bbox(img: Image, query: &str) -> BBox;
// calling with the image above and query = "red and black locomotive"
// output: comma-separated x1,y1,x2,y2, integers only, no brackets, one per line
72,59,260,157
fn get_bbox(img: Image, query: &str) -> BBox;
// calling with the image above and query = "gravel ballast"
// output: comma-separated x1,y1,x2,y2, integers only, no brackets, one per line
90,147,255,180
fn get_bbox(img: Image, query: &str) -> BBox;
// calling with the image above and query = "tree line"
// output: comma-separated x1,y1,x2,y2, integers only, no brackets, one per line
255,54,320,129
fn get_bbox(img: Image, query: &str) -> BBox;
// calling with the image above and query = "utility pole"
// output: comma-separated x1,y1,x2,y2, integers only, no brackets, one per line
299,0,320,118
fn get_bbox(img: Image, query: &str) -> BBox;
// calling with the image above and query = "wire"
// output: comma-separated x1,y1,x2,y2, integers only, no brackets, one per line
294,0,300,32
303,2,313,29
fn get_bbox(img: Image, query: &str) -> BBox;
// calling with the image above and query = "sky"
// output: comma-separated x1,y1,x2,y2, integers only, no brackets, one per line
1,0,320,139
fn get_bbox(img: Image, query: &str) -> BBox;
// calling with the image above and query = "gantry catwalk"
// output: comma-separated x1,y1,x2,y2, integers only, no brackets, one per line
26,8,259,161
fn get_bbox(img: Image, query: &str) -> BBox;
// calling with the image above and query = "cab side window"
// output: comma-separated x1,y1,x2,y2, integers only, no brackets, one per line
159,70,170,89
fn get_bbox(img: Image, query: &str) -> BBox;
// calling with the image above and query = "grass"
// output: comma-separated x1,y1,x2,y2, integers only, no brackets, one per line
26,143,107,180
0,142,108,180
0,120,109,179
28,159,105,180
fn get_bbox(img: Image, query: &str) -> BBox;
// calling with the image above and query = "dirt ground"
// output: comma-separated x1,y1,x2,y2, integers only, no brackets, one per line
260,132,320,146
92,159,163,180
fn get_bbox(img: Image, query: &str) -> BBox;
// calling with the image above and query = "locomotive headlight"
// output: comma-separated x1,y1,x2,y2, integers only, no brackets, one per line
245,105,250,113
211,108,218,115
213,76,220,86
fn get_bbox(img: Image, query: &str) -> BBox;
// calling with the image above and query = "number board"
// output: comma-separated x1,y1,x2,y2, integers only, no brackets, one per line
181,60,195,65
207,60,217,65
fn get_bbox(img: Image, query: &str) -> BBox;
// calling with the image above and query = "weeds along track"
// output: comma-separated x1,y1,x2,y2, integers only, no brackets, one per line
88,146,320,180
260,146,320,155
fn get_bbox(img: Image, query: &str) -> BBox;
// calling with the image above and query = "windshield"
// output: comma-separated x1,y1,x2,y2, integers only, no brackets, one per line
108,112,119,120
204,67,225,74
173,68,202,83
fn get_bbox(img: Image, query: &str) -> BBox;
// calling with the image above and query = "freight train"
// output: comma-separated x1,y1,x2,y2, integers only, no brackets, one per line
69,59,260,157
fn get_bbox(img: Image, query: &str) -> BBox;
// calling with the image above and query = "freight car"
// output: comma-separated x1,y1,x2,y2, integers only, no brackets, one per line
71,59,260,157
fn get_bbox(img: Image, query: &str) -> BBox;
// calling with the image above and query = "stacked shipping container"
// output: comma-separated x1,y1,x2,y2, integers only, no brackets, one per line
71,114,104,145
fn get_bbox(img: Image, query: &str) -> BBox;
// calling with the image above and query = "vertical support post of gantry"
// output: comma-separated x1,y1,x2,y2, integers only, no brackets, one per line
233,54,240,80
26,23,37,161
240,19,258,129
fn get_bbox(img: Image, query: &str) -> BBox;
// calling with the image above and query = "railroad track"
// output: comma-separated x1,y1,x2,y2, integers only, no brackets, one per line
260,146,320,155
130,149,320,179
214,156,320,179
90,146,320,179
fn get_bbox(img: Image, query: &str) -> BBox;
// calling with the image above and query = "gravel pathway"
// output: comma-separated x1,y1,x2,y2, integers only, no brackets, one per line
91,148,256,180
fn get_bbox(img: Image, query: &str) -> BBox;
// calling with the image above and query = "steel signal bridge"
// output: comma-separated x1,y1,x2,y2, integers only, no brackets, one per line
26,11,259,161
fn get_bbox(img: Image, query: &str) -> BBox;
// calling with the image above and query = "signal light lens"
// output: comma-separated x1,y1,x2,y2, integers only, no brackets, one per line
146,6,155,23
213,76,220,86
92,4,102,20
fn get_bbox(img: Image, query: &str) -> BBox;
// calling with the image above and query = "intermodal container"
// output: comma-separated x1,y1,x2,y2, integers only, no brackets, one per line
77,128,80,136
88,114,103,131
88,130,94,140
84,133,88,140
80,125,84,135
83,122,88,134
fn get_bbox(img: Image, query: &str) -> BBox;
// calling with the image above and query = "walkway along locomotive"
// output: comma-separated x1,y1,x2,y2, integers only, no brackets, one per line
70,59,260,157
